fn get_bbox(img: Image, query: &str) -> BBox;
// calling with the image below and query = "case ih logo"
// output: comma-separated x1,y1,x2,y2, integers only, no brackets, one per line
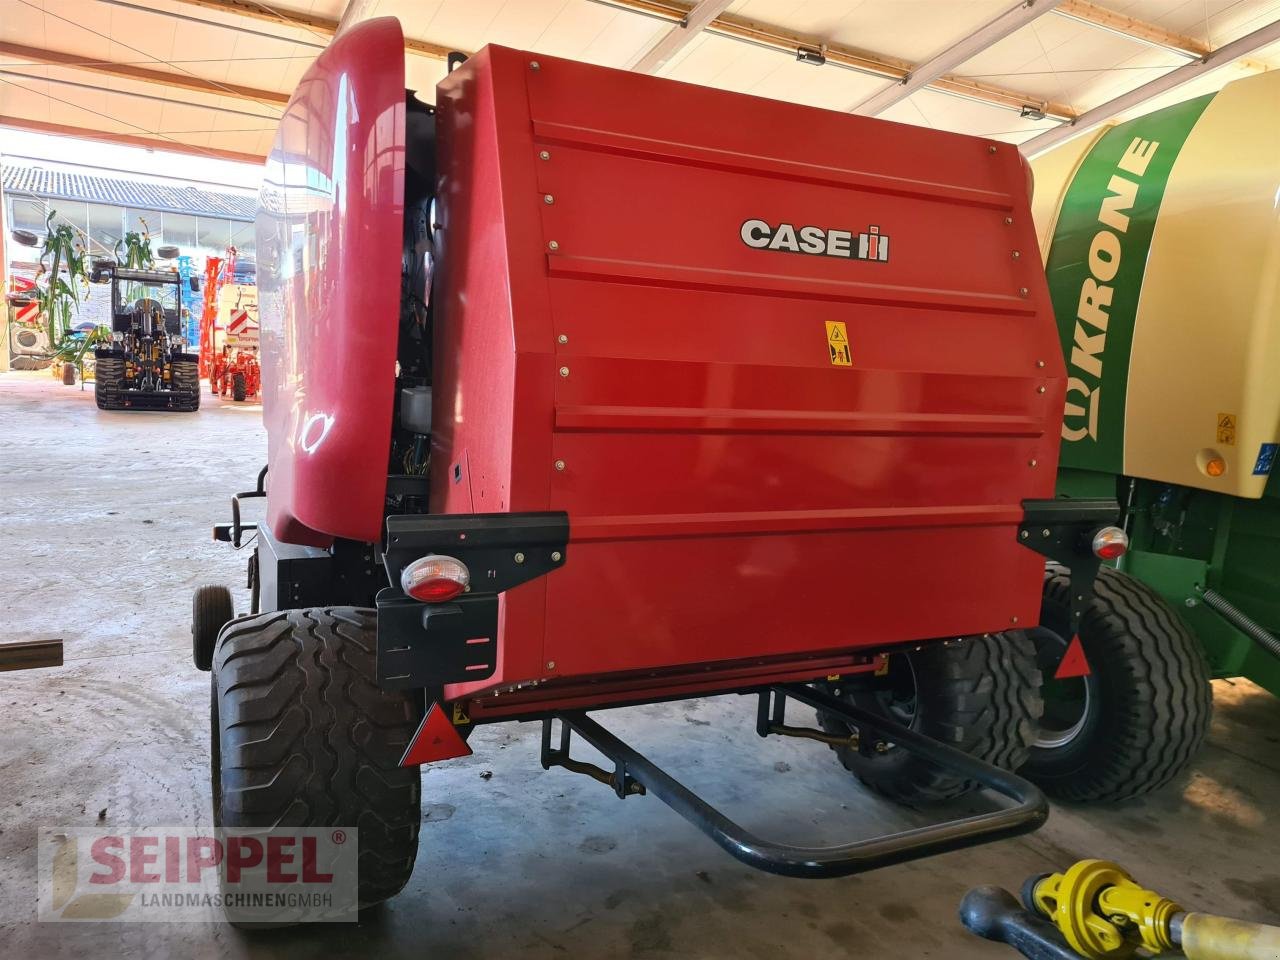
740,219,890,262
38,826,357,923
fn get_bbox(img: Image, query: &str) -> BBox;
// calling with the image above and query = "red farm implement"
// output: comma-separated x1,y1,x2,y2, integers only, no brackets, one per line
192,20,1124,923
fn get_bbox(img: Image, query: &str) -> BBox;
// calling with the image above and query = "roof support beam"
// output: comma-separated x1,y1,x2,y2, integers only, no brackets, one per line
851,0,1067,116
167,0,458,60
1021,16,1280,155
0,69,283,121
1053,0,1210,58
629,0,734,74
0,41,290,106
336,0,379,37
0,114,265,164
97,0,326,50
592,0,1077,120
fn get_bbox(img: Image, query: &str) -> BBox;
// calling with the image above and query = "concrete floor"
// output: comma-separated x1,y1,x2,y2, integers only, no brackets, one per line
1,370,1277,960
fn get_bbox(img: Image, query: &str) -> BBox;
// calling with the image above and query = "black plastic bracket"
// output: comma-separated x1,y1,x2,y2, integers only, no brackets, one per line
542,683,1047,879
376,590,499,689
1018,497,1119,630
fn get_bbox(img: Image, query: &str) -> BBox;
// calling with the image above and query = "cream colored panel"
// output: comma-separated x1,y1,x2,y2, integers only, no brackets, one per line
1028,126,1107,267
1125,70,1280,497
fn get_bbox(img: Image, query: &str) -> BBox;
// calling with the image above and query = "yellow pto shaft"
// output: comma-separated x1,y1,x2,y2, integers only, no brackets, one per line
1029,860,1280,960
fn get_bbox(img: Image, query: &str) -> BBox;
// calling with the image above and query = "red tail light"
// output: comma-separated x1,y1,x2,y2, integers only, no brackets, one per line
1091,527,1128,560
401,554,470,602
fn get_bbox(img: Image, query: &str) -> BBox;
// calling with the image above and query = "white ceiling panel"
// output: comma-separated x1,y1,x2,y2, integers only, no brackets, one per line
1,0,1278,165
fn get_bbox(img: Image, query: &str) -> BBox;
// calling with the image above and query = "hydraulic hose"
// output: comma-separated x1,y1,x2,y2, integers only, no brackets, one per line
1200,588,1280,661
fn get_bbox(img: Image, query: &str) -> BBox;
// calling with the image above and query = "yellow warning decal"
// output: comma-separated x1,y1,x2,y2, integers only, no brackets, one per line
1217,412,1237,446
825,321,851,366
451,703,471,726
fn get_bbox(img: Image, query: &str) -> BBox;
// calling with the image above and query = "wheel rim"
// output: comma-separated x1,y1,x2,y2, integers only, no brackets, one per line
1030,626,1091,750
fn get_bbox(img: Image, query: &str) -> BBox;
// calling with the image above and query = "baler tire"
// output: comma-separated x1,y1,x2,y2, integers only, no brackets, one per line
1021,563,1211,802
192,584,234,671
816,633,1042,803
210,608,422,921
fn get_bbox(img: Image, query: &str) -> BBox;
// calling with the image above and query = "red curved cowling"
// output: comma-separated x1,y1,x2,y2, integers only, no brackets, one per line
257,18,406,547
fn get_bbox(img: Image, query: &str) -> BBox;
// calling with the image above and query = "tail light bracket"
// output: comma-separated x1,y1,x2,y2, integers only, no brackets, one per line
375,511,569,689
1018,498,1121,629
382,511,569,594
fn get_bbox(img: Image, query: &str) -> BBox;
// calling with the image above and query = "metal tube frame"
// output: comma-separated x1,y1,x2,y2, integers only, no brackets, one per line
541,681,1047,879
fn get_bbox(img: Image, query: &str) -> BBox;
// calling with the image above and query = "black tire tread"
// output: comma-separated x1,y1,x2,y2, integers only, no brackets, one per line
192,584,234,671
94,357,124,410
1030,563,1212,802
170,360,201,411
211,607,421,909
817,634,1042,802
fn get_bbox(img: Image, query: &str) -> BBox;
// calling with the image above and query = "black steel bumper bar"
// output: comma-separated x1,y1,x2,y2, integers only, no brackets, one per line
543,682,1047,879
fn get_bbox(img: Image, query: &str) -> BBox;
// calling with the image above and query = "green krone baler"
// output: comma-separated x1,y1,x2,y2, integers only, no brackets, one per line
1024,70,1280,802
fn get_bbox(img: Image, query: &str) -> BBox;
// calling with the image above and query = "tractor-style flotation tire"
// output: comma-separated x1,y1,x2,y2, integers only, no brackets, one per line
1021,563,1211,802
816,633,1042,803
232,372,247,402
191,584,233,671
94,357,124,410
171,360,201,411
210,608,422,918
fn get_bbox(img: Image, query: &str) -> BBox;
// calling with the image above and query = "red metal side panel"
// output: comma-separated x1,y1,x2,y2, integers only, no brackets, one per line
257,18,406,546
436,47,1064,698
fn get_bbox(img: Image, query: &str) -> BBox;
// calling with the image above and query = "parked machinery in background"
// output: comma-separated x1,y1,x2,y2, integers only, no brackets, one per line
91,259,201,411
210,346,261,402
175,254,205,347
209,282,260,402
5,275,50,370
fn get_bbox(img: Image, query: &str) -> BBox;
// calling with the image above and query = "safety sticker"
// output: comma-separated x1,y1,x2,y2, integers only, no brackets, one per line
1253,443,1278,477
1216,413,1237,446
452,702,471,726
825,321,851,367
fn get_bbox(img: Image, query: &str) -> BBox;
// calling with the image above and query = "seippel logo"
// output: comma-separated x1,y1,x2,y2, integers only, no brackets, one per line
39,826,356,924
740,219,890,262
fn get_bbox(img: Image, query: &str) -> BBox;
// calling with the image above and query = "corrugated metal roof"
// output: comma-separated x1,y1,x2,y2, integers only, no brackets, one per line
1,164,255,221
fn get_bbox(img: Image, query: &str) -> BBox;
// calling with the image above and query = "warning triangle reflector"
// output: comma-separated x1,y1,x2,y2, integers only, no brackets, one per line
1053,635,1091,679
400,702,473,767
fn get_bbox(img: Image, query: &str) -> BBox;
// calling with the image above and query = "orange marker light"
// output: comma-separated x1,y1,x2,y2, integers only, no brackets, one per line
1205,457,1226,477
